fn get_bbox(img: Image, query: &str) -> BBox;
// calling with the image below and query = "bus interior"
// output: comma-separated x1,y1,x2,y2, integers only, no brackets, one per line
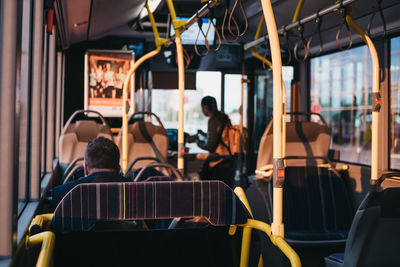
1,0,400,266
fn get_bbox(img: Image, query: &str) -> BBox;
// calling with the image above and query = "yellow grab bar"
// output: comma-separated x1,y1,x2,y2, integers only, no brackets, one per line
28,214,54,235
234,187,300,267
346,16,380,183
234,187,254,217
292,0,304,23
122,1,167,172
261,0,285,237
252,16,273,69
25,231,56,267
252,15,287,163
165,0,186,173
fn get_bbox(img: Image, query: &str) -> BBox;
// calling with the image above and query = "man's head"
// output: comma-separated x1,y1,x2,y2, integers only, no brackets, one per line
84,137,120,176
201,96,218,117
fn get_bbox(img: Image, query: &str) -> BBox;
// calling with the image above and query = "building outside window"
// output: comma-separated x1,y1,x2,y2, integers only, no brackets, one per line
311,45,372,165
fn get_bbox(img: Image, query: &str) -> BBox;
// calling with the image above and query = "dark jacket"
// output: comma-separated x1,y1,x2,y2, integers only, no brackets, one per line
50,171,128,211
197,112,230,152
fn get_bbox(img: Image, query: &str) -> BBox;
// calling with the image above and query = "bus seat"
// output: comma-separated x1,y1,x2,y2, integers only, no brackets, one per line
59,110,112,167
257,117,331,169
325,187,400,267
51,180,248,232
116,113,169,169
47,181,250,267
249,166,353,243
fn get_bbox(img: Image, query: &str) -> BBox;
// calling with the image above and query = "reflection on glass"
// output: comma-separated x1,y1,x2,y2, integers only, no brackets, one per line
311,45,372,165
391,37,400,169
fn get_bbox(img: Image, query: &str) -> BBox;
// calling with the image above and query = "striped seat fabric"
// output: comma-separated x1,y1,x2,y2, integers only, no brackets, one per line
51,180,249,232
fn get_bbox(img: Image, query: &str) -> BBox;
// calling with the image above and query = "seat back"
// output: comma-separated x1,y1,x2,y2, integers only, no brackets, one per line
283,166,354,241
342,188,400,267
248,166,354,242
51,180,249,232
115,112,169,169
59,110,112,165
257,113,331,168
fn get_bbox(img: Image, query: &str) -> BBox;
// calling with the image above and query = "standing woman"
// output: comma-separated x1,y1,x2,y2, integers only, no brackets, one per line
195,96,236,187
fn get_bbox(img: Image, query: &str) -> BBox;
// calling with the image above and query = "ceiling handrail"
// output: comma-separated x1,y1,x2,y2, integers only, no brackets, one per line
244,0,358,50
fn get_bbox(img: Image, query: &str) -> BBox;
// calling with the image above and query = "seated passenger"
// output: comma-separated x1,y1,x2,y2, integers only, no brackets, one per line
50,137,128,210
188,96,236,187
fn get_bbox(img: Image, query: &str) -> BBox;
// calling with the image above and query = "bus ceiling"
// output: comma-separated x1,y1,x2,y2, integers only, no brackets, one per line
54,0,400,52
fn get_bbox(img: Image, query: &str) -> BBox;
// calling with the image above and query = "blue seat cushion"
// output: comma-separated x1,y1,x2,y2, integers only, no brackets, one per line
324,253,344,267
286,231,348,241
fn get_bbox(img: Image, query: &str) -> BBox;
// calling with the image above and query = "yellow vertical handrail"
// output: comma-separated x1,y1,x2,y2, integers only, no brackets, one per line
252,16,287,161
346,16,380,183
292,0,305,23
165,0,186,173
252,16,273,69
261,0,285,237
121,2,167,172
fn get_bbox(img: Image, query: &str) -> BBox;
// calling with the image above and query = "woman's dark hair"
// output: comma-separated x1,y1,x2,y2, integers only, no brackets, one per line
201,96,218,115
84,137,120,172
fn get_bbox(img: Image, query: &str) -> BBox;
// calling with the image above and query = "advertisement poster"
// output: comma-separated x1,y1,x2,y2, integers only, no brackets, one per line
84,50,135,117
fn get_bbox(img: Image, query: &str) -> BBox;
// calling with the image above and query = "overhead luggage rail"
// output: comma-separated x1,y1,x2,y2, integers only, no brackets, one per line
244,0,358,50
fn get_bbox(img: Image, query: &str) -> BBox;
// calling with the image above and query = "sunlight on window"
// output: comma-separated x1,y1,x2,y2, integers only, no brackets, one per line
311,45,372,165
152,71,221,153
224,74,247,126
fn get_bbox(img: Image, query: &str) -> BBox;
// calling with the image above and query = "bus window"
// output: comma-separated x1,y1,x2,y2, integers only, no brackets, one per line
283,66,294,111
151,71,221,153
224,74,247,126
311,46,372,165
390,37,400,169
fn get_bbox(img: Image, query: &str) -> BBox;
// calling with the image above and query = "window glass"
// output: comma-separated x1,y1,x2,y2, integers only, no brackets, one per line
18,0,33,212
252,66,293,154
224,74,247,126
311,46,372,165
391,37,400,169
152,71,221,153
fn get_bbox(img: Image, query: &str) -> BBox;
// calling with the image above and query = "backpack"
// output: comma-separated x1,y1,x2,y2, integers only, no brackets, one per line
215,124,248,156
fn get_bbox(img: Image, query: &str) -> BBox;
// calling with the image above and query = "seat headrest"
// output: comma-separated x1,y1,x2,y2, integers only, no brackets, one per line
267,122,330,142
256,121,331,168
129,122,167,143
51,181,249,232
63,120,111,142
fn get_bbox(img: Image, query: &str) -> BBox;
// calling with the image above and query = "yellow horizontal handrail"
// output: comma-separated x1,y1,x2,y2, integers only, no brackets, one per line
25,231,56,267
29,214,54,235
243,219,301,267
234,186,300,267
